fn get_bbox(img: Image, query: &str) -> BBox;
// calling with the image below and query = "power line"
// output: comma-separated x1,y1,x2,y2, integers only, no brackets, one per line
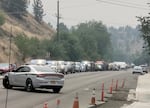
96,0,149,10
105,0,147,7
59,0,148,10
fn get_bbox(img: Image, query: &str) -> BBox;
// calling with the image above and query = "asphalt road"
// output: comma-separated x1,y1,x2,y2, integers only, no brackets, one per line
0,69,135,108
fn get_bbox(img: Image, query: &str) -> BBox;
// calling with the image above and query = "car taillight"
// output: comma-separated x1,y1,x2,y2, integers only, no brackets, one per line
36,74,46,77
36,73,64,78
58,74,64,78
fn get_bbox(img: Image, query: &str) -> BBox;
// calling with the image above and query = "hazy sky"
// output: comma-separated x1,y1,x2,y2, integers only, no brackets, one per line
29,0,150,28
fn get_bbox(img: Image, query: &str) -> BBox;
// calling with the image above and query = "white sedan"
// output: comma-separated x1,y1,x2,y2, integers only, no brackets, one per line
2,65,65,93
132,66,145,75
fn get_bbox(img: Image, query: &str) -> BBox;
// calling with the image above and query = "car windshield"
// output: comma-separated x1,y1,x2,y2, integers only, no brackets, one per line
32,65,55,72
134,66,142,70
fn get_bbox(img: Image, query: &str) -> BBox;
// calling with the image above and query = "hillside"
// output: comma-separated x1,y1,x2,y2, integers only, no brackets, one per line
0,8,55,64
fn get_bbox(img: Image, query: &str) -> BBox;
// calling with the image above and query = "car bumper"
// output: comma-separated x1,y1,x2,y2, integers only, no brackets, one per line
33,79,64,89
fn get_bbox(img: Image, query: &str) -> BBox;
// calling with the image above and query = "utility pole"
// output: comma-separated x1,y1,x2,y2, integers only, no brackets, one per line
9,27,12,66
56,0,60,72
5,26,12,108
57,0,60,42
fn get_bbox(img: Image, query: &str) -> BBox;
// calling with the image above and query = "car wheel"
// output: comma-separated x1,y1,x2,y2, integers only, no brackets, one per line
53,88,61,93
3,77,12,89
26,79,34,92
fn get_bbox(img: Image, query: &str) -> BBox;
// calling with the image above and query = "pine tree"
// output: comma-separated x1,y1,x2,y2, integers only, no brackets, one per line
33,0,45,23
2,0,28,18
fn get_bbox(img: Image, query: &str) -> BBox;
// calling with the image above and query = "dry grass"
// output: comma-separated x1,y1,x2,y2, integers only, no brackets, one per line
0,10,55,63
1,12,55,39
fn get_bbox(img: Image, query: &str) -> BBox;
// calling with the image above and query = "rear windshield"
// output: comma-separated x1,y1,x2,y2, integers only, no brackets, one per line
32,65,55,72
134,66,142,69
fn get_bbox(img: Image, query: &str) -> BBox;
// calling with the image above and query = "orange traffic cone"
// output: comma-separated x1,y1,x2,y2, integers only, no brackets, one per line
112,79,114,90
43,102,48,108
115,80,118,91
109,83,113,94
101,83,104,101
91,88,96,105
121,79,125,88
73,93,79,108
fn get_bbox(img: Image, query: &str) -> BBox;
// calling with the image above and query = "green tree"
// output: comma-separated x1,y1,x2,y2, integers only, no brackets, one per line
33,0,45,23
48,21,113,61
28,37,47,58
2,0,28,18
14,34,47,62
14,34,30,62
72,21,112,61
137,16,150,53
15,21,112,62
0,11,5,26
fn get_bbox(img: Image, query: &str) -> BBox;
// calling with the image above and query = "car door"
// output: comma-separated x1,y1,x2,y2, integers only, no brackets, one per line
12,66,31,86
8,67,24,86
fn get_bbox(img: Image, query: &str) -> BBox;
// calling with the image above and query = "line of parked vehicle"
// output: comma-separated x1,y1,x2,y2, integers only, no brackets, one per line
0,59,139,76
1,59,112,93
27,59,129,74
1,59,125,93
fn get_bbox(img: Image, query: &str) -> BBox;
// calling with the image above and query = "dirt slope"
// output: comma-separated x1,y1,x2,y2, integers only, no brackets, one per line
0,9,55,64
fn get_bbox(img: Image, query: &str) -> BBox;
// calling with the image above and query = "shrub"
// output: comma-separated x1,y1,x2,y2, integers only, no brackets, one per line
0,11,5,26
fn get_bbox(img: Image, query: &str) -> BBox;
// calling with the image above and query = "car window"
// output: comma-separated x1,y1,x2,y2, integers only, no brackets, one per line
16,67,31,72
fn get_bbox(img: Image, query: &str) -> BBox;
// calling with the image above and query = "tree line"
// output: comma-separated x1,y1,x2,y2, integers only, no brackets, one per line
1,0,44,23
14,21,113,62
136,4,150,65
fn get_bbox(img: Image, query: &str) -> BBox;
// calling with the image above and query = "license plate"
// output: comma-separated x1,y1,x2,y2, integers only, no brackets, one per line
51,81,56,84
